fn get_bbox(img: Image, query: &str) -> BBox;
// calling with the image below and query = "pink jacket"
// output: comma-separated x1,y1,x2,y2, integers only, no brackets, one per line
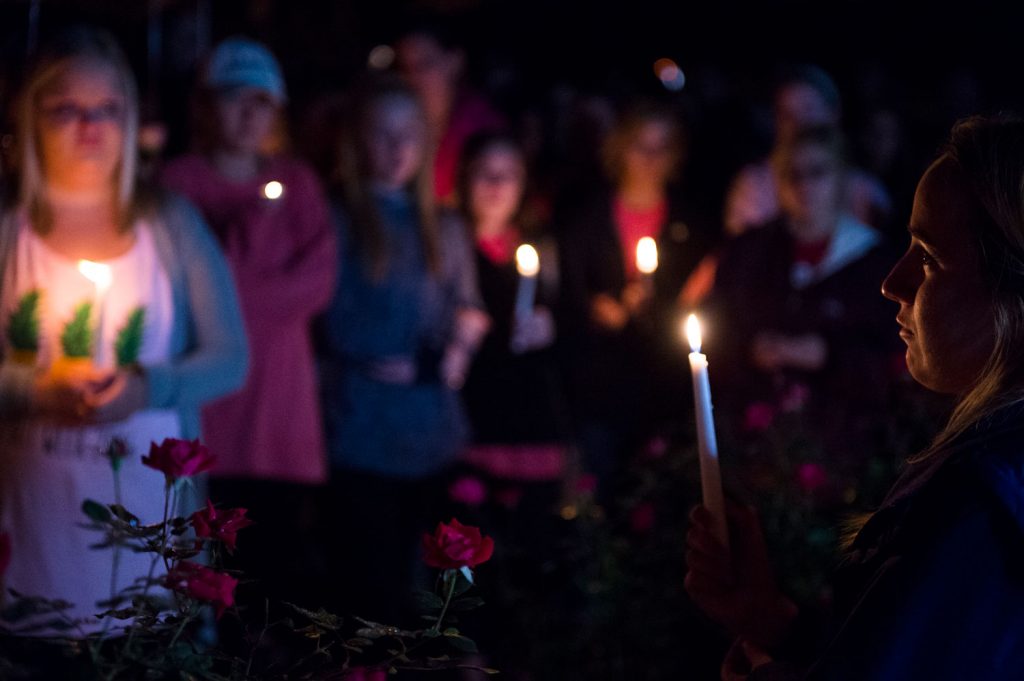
162,154,336,484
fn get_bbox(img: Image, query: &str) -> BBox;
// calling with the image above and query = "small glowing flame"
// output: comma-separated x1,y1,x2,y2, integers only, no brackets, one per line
516,244,540,277
636,237,658,275
685,313,702,353
262,181,284,200
78,260,112,290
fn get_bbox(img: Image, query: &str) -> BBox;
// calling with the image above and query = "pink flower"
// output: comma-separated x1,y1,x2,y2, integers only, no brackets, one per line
142,438,216,484
780,383,811,413
629,502,657,534
644,436,669,460
0,532,10,578
422,519,494,570
448,476,487,507
190,500,254,553
165,561,238,619
575,473,598,495
796,462,828,494
743,402,777,432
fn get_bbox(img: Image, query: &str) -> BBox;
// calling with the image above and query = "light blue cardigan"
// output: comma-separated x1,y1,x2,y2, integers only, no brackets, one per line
0,194,249,439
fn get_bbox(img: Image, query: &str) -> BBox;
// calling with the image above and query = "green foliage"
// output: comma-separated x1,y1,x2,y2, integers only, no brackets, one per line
2,444,493,680
114,306,145,367
6,289,41,351
59,301,93,358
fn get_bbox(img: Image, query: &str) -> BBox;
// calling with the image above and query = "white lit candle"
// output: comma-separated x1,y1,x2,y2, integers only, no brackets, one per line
636,236,658,278
686,314,728,548
514,244,540,322
78,260,113,367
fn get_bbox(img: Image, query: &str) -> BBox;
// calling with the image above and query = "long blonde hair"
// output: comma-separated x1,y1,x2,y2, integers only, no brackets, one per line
14,27,143,232
334,75,440,280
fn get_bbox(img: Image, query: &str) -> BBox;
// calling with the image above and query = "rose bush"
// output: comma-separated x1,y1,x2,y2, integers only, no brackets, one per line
422,519,494,570
165,560,238,619
190,500,254,553
142,438,216,483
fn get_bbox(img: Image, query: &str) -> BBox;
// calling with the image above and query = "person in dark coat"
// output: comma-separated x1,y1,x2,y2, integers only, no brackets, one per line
686,115,1024,680
703,125,900,470
559,101,714,495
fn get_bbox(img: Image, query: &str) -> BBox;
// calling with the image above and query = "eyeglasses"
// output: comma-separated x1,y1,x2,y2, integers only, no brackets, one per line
41,101,125,126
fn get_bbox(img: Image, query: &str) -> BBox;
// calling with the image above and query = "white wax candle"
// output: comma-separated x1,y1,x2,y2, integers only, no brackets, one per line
636,236,658,276
78,260,113,367
686,314,728,548
514,244,539,322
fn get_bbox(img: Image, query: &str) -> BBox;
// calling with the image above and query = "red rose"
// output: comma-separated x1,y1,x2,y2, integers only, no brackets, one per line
629,501,657,534
190,500,254,553
796,462,828,494
422,519,494,570
743,402,777,432
165,561,238,619
142,438,216,484
575,473,598,495
0,531,11,578
448,476,487,507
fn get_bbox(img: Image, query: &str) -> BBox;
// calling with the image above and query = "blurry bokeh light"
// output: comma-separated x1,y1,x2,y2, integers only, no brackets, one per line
654,58,686,91
368,45,395,70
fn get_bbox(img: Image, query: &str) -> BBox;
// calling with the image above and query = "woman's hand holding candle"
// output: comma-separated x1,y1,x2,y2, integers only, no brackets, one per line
685,502,798,652
83,368,149,423
511,305,555,354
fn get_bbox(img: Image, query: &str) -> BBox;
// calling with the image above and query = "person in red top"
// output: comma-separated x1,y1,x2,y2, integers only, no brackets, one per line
161,37,336,605
393,17,506,206
560,101,713,499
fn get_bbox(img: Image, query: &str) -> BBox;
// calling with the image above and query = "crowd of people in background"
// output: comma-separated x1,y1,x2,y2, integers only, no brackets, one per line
0,12,978,677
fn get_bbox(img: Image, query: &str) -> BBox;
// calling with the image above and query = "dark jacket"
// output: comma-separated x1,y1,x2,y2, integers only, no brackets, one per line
462,240,570,444
755,405,1024,680
702,215,900,469
558,187,714,424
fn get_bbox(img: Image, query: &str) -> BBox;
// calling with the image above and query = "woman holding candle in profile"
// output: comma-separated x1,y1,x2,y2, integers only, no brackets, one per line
560,100,713,497
687,115,1024,679
318,75,488,623
0,28,247,632
161,37,336,605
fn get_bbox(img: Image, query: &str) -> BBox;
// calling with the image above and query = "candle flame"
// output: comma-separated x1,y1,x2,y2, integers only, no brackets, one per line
516,244,540,277
685,313,702,353
78,260,112,290
636,236,658,274
262,181,284,200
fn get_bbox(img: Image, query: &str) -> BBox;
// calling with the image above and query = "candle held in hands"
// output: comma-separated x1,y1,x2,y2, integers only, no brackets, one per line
78,260,113,367
686,314,728,548
514,244,539,322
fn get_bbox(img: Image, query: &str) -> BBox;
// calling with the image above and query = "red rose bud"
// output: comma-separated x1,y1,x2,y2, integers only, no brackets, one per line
190,500,254,553
165,561,238,619
743,402,776,432
629,501,657,534
796,462,828,494
0,531,11,578
422,519,494,570
142,438,216,484
448,475,487,507
105,437,129,472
